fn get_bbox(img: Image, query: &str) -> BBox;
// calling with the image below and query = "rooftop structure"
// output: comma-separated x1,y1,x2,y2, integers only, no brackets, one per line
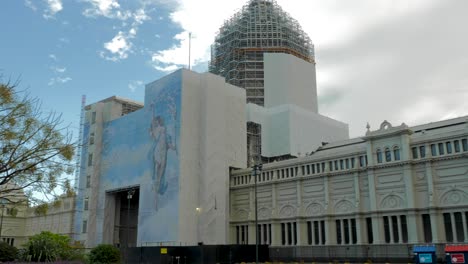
209,0,315,106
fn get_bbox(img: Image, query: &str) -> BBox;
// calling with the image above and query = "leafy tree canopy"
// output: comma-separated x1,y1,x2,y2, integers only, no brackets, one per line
0,77,75,205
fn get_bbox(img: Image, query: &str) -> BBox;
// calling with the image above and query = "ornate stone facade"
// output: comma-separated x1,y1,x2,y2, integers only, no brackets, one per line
230,116,468,247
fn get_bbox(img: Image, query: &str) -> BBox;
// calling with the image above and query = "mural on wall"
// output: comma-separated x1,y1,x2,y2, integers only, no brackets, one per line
148,86,178,210
98,72,181,245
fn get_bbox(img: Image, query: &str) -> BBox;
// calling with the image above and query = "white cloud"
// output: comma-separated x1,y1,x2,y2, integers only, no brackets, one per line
153,64,179,73
43,0,63,19
83,2,152,62
51,66,66,73
133,8,150,25
48,54,58,61
149,0,468,138
59,37,69,43
151,0,435,73
101,31,134,61
24,0,37,11
82,0,129,19
128,80,144,92
48,76,72,86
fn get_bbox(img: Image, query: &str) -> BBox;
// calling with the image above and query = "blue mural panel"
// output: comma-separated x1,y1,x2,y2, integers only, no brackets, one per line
99,71,181,244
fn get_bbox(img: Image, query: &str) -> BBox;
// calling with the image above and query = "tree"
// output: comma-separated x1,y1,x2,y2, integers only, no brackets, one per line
0,78,75,205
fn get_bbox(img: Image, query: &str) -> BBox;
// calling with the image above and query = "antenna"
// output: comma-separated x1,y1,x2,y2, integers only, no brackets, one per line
188,32,192,70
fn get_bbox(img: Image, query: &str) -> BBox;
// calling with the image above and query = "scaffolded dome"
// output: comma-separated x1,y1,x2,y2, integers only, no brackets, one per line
209,0,314,106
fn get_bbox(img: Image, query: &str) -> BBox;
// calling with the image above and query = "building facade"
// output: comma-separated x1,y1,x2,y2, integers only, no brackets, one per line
0,192,76,248
229,117,468,259
75,70,247,248
25,196,76,239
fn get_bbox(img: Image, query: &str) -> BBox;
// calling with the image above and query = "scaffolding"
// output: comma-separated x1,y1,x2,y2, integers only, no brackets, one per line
210,0,314,165
247,122,262,167
74,95,86,192
209,0,315,106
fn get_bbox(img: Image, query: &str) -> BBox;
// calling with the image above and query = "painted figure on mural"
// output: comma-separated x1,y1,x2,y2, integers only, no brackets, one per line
149,102,177,210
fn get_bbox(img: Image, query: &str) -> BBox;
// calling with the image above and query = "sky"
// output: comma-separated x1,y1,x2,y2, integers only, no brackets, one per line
1,0,468,139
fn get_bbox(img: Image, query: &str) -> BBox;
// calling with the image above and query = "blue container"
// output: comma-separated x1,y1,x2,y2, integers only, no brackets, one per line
414,245,437,264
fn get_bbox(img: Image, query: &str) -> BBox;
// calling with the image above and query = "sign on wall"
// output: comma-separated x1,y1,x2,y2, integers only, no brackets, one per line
451,254,465,264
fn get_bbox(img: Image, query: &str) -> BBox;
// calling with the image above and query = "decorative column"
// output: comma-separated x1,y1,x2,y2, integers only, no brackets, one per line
271,221,281,246
326,217,336,245
310,221,315,245
355,217,362,244
430,211,442,243
451,213,457,242
426,161,436,207
347,219,353,244
397,216,403,243
340,220,345,244
297,220,307,246
368,169,382,244
354,172,361,212
403,164,419,243
388,216,394,243
462,212,468,242
318,221,323,245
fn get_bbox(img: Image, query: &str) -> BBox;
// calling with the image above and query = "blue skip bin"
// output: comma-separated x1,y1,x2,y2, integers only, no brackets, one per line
414,245,437,264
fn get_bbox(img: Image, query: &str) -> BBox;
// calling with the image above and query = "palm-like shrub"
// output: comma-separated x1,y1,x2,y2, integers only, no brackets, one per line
24,231,72,262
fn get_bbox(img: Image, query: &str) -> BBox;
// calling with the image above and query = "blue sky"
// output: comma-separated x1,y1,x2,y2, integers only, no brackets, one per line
1,0,468,139
1,0,185,133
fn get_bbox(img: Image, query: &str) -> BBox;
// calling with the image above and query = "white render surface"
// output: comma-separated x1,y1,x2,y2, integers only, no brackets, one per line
246,53,349,159
247,103,349,158
178,70,247,245
264,53,318,113
230,116,468,246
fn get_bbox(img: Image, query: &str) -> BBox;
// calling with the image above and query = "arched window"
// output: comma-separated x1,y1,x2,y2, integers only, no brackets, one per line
393,147,401,161
376,149,383,163
385,148,392,162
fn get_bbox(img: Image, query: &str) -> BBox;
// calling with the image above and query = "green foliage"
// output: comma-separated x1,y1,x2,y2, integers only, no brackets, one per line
34,203,49,216
52,198,62,208
89,244,121,264
0,78,76,203
0,241,18,261
23,231,75,262
8,207,18,217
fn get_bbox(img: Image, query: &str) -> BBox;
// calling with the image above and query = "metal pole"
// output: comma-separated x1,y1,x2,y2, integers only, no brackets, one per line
127,189,135,248
254,165,258,264
0,204,4,240
188,32,192,70
127,195,130,248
